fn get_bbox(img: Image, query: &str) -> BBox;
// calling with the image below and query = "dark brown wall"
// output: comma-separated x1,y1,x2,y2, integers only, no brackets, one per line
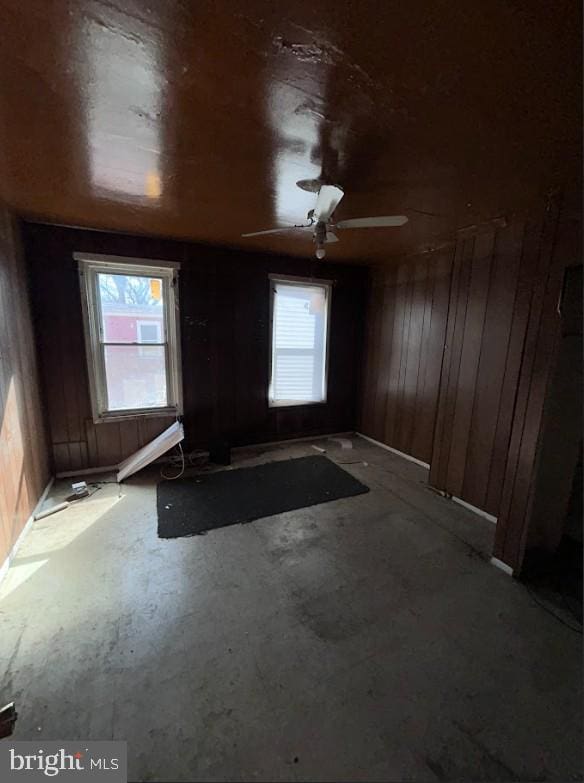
493,195,582,571
359,250,452,464
23,224,367,474
526,266,582,554
0,208,50,567
431,197,578,535
430,219,529,516
360,191,581,571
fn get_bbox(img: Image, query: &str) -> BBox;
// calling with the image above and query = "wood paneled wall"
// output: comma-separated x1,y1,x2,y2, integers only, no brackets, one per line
430,199,576,529
493,195,582,569
360,191,581,571
430,219,528,516
0,208,50,568
24,224,367,474
359,249,452,464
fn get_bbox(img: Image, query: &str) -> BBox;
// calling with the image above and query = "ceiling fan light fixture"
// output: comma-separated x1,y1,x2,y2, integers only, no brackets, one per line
242,185,407,256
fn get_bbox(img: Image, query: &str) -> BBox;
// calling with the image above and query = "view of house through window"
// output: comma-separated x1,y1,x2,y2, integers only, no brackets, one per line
77,256,182,420
269,278,331,406
99,272,167,410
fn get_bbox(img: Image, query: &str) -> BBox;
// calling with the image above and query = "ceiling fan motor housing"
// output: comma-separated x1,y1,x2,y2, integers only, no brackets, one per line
315,221,327,245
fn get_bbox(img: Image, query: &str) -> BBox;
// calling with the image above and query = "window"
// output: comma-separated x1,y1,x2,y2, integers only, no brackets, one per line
269,276,332,407
76,253,182,422
137,320,162,344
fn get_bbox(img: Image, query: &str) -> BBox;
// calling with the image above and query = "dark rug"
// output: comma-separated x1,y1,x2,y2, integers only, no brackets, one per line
157,455,369,538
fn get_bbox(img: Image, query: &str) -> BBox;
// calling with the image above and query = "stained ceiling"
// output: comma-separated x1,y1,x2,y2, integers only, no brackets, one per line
0,0,580,263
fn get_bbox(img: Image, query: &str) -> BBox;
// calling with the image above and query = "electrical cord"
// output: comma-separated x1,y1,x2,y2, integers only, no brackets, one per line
64,484,108,503
160,442,186,480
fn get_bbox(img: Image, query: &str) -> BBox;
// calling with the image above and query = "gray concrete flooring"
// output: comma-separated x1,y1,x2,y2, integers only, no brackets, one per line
0,436,581,782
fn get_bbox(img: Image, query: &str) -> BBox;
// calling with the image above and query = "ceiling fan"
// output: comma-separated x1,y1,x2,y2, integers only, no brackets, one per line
241,185,408,259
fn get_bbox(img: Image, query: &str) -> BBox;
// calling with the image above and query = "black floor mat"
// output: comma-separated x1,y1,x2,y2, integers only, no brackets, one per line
157,455,369,538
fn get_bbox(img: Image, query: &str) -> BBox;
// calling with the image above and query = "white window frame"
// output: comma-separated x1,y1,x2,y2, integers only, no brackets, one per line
76,252,183,423
268,274,332,408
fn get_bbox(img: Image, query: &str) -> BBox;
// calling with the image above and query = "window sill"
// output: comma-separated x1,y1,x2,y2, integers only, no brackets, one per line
93,407,179,424
268,400,327,409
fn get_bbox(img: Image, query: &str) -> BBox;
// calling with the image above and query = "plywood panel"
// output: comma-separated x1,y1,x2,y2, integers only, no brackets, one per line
359,249,453,464
493,199,566,568
0,207,50,567
397,259,426,452
24,223,367,472
431,238,473,487
412,251,451,462
359,274,385,437
465,221,524,512
446,232,495,497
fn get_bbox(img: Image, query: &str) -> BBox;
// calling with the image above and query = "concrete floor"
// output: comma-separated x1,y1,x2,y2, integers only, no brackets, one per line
0,436,581,782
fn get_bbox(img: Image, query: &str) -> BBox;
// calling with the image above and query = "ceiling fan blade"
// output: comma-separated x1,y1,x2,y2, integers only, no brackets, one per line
336,215,408,229
314,185,344,222
241,227,301,237
325,231,339,244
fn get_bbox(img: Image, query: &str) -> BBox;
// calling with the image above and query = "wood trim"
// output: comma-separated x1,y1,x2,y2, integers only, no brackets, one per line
0,477,54,585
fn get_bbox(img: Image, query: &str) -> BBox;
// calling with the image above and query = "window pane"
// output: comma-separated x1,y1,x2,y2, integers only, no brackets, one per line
104,345,167,410
271,283,328,403
98,272,165,342
137,321,161,343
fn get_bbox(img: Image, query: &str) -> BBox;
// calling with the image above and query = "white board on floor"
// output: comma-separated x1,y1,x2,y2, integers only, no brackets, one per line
117,421,184,482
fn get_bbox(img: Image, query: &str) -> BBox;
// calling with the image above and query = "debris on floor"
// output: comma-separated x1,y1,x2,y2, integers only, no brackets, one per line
71,480,89,498
329,437,353,449
34,501,70,521
0,702,17,739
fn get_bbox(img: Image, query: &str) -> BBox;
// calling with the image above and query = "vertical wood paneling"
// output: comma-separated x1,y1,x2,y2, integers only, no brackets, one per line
493,199,566,568
0,207,50,567
360,249,453,464
398,259,426,452
463,222,524,510
429,210,563,520
431,238,473,488
428,194,580,570
446,231,495,497
360,274,385,436
371,283,393,438
381,266,407,448
25,224,367,473
415,251,451,459
360,190,579,571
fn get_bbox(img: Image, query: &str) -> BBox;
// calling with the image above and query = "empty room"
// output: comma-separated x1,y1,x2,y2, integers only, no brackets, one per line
0,1,581,781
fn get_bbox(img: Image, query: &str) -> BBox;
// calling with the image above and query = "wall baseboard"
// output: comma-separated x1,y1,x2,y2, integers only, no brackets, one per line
0,476,54,587
452,495,498,525
56,464,119,479
431,489,498,525
357,433,500,527
490,556,514,577
355,432,431,469
232,431,355,453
